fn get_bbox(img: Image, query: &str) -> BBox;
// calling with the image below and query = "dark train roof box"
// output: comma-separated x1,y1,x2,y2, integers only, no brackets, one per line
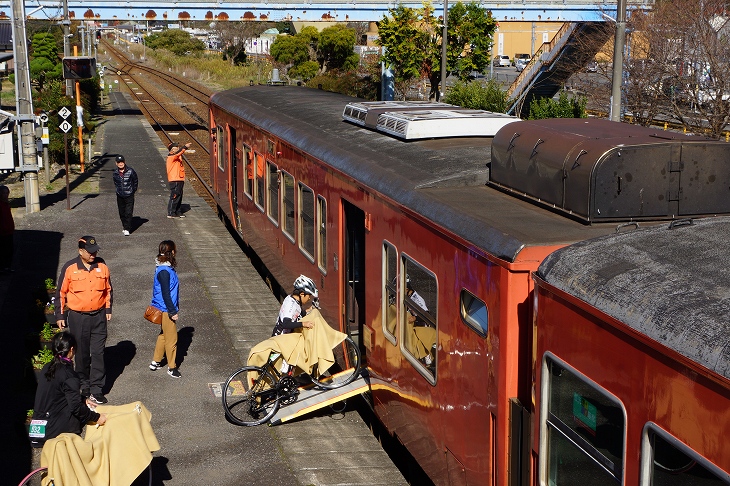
490,118,730,223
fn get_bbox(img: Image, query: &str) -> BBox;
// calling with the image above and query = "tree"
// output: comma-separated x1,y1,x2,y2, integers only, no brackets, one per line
317,24,357,73
146,29,205,55
214,20,272,66
377,2,497,100
270,35,310,73
528,92,587,119
30,33,62,90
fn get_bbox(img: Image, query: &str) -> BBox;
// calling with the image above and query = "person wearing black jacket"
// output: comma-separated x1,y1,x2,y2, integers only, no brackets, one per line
112,154,138,236
32,331,107,447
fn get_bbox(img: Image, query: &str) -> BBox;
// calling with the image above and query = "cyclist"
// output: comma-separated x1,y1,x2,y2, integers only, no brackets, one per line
272,275,318,337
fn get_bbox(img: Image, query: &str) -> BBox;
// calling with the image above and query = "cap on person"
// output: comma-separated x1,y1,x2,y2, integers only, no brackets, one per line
167,142,180,152
115,155,125,163
78,236,100,253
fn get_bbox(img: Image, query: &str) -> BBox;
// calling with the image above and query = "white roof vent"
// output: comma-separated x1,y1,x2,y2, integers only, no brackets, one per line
342,101,456,128
376,109,521,140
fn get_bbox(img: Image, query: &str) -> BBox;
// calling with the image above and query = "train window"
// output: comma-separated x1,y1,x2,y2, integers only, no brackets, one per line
216,126,225,171
641,424,730,485
317,196,327,273
267,139,275,155
400,256,437,382
541,355,625,485
255,153,265,211
243,145,252,199
382,241,397,345
298,183,315,261
266,161,279,225
460,289,487,337
281,171,295,241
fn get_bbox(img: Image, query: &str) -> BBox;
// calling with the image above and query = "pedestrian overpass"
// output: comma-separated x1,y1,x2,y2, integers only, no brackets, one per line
15,0,652,23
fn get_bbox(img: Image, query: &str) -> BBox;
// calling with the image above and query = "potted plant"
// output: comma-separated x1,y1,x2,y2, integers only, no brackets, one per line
45,302,57,325
39,322,58,349
45,278,57,293
32,348,54,371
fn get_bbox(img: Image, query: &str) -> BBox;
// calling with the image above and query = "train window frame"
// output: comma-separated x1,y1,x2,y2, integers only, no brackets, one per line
539,353,626,485
267,138,275,155
382,241,397,346
216,126,225,171
317,195,327,274
254,152,265,212
640,423,730,485
298,182,315,263
281,170,295,242
243,144,252,199
399,254,437,385
460,289,488,337
266,161,279,226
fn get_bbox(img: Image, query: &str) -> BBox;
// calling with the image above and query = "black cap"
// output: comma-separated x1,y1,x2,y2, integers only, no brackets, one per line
78,236,100,253
167,142,179,152
115,155,125,163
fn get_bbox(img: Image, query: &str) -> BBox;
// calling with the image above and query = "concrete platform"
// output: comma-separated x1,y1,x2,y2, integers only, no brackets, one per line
3,92,407,486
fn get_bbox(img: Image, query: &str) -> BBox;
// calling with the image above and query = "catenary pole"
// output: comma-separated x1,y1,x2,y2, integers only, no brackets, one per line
610,0,627,122
10,0,40,213
440,0,448,101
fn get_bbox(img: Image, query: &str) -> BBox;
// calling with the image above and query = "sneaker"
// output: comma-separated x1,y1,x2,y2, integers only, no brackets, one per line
149,360,163,371
89,393,108,404
167,368,182,378
176,214,186,218
123,230,130,236
167,215,176,219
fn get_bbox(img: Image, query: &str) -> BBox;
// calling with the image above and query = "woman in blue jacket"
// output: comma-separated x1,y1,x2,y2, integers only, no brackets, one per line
148,240,181,378
32,332,107,446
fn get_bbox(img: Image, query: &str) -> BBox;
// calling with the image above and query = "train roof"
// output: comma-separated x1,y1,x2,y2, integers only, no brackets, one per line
536,217,730,380
209,86,728,262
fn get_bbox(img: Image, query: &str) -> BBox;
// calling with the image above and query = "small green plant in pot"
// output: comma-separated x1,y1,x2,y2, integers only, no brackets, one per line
32,348,54,370
39,322,59,342
45,278,56,291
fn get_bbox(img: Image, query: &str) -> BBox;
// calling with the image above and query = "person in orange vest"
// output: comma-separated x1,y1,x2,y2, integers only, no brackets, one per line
166,142,191,218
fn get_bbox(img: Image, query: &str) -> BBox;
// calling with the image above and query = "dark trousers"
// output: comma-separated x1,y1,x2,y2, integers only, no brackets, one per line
116,194,135,231
168,181,184,216
67,309,107,395
0,233,12,269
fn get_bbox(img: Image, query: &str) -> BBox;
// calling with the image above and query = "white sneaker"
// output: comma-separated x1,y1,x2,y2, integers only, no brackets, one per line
123,230,130,236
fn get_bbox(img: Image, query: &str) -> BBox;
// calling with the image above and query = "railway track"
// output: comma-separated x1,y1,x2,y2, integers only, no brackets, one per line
101,39,216,208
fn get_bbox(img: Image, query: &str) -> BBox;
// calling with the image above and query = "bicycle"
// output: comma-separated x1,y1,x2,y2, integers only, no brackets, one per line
17,467,50,486
222,335,361,426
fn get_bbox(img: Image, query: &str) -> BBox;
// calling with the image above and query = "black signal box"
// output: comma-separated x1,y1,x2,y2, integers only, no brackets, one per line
62,57,97,80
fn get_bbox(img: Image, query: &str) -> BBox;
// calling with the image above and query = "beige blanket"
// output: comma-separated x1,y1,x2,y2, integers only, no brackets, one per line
40,401,160,486
247,308,347,376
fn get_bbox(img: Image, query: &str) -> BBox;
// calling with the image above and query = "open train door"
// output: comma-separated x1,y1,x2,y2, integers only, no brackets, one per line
342,200,365,345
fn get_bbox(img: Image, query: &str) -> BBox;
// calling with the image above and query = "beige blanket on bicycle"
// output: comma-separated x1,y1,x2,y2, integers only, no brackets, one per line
247,308,347,376
40,401,160,486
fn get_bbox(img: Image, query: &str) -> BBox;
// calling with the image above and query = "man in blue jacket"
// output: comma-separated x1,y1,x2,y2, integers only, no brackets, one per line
112,155,139,236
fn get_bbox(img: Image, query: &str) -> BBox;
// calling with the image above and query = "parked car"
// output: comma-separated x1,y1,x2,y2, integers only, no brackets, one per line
513,53,530,66
493,55,510,67
515,58,528,72
585,61,598,72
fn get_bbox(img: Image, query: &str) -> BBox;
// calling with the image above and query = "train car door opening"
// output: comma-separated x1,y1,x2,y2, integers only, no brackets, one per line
229,127,240,229
343,200,365,345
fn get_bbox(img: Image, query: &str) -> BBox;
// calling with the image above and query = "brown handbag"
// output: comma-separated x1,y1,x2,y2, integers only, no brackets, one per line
143,305,163,325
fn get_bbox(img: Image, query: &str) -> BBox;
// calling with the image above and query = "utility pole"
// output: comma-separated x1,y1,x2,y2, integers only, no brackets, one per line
10,0,40,213
610,0,628,122
439,0,448,101
63,0,72,96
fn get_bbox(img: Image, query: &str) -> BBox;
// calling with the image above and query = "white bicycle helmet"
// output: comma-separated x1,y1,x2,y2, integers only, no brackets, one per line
293,275,318,298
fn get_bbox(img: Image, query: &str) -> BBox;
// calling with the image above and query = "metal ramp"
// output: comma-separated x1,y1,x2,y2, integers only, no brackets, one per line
269,372,369,426
506,21,611,117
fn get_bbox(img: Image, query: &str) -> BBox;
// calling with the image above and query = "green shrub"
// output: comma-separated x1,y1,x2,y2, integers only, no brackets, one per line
32,348,54,369
444,79,508,112
39,322,58,341
528,91,587,119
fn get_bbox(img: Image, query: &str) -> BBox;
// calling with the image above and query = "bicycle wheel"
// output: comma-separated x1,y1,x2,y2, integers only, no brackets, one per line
310,336,362,390
222,366,281,426
18,467,49,486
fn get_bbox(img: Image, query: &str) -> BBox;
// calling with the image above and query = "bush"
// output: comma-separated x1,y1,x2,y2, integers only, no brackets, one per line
528,91,587,119
290,61,319,82
444,79,508,112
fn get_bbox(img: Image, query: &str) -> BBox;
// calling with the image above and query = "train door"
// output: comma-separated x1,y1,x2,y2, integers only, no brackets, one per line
229,127,241,229
342,200,365,344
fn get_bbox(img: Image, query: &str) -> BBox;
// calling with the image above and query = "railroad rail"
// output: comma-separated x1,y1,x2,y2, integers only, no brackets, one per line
101,39,216,206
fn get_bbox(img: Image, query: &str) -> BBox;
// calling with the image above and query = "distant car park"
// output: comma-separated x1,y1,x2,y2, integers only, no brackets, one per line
493,55,511,67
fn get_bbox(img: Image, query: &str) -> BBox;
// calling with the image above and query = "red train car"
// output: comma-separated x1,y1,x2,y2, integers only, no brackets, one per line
533,217,730,484
208,86,730,485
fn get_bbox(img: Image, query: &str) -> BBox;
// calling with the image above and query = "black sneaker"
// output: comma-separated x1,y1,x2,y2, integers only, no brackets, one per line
149,360,163,371
167,368,181,378
89,394,108,404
